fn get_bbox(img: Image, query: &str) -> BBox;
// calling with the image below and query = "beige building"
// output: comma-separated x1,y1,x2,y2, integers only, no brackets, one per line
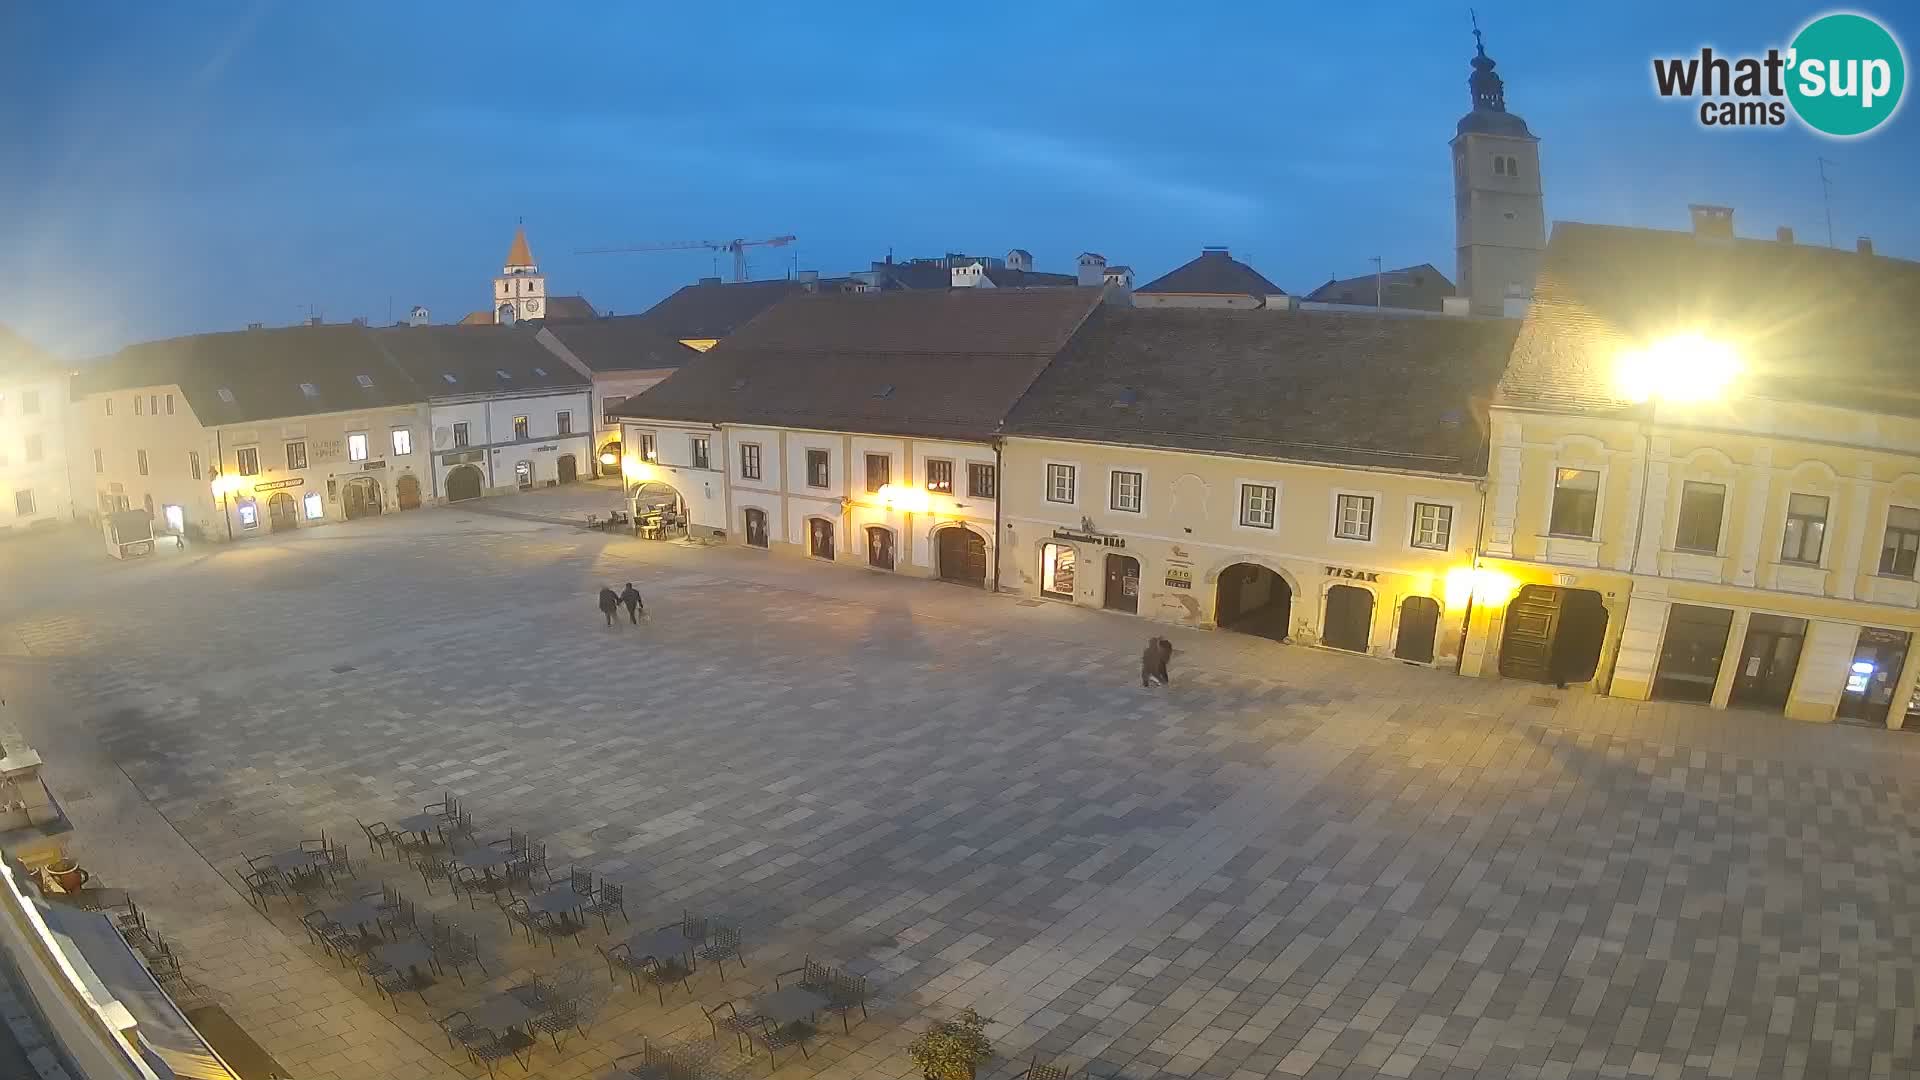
1000,307,1517,666
0,328,72,533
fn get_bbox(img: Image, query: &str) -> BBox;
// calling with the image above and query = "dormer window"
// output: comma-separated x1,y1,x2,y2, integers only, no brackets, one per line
442,373,457,384
356,374,374,388
496,369,511,380
299,383,319,398
532,367,547,377
217,388,235,403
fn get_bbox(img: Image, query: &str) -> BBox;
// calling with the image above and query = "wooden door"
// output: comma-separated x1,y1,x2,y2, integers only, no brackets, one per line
1499,585,1561,681
1394,596,1440,662
396,474,422,510
267,492,297,532
558,455,578,484
1103,554,1140,613
937,529,987,586
1323,585,1373,652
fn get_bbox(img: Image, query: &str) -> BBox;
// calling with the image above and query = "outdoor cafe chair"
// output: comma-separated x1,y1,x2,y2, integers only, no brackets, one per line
775,957,831,993
825,970,869,1033
582,880,628,932
435,1009,490,1053
432,919,486,984
698,923,745,978
467,1030,533,1079
703,1000,761,1051
752,1016,816,1071
640,954,695,1007
357,818,396,860
1014,1058,1075,1080
569,865,594,897
601,941,648,992
373,965,434,1012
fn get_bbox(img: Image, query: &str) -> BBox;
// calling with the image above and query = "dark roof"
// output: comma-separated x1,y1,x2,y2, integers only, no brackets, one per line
1137,249,1285,296
0,326,61,378
616,288,1106,441
543,295,598,321
1003,307,1518,475
630,279,804,341
80,324,427,426
1305,263,1456,312
1498,221,1920,416
1456,108,1534,138
539,316,700,373
371,324,588,396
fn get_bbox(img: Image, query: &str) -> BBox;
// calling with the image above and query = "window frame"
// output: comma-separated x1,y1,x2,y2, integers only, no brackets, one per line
93,448,104,474
1673,480,1727,555
864,452,890,493
235,446,260,476
556,410,572,436
134,395,144,416
967,461,997,500
452,422,470,449
1239,482,1277,530
286,440,308,470
346,433,369,463
690,436,711,470
303,491,325,520
1109,469,1144,514
639,433,657,461
1044,462,1077,505
925,458,954,494
1881,505,1920,578
739,442,762,481
1548,467,1601,539
136,449,148,476
1332,492,1376,542
805,448,831,489
1410,500,1454,551
13,490,32,517
512,415,530,441
391,428,412,456
189,451,201,480
1039,541,1077,600
1780,492,1830,566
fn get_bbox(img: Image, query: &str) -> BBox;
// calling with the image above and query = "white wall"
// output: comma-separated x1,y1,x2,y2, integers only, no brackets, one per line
1,369,74,530
428,388,593,495
619,420,727,532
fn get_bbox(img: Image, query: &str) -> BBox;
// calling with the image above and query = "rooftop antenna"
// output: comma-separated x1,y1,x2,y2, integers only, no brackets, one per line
1817,156,1837,248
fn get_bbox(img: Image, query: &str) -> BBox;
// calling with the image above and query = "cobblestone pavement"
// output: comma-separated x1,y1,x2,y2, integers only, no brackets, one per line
6,490,1920,1080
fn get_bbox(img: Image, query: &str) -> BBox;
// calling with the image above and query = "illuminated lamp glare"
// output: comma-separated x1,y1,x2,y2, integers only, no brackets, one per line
1615,334,1740,404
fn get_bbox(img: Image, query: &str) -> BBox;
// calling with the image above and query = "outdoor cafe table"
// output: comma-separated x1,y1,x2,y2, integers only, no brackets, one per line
456,846,514,889
751,985,830,1026
526,889,584,928
393,813,442,842
323,900,387,938
469,992,536,1035
625,926,696,964
374,939,438,976
269,849,326,875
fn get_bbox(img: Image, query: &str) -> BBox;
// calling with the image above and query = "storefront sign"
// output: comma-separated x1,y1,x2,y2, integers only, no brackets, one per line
362,459,387,471
1324,565,1380,582
313,439,344,461
1051,528,1124,548
1165,567,1193,590
253,477,304,491
444,449,484,465
534,444,558,453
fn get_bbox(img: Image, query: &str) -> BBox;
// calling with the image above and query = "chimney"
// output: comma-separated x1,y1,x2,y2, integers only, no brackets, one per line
1076,252,1108,287
697,276,723,285
1858,236,1875,257
1688,204,1735,241
304,315,323,327
1777,226,1794,245
246,322,264,331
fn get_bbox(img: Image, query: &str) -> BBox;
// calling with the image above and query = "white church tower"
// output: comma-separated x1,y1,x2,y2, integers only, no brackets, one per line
1450,24,1545,317
494,225,546,324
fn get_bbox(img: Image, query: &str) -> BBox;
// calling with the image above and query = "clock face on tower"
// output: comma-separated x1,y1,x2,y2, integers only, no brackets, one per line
526,298,541,315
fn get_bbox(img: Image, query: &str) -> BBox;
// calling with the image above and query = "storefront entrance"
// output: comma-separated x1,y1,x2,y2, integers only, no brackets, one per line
1394,596,1441,663
342,477,382,520
1040,543,1077,600
937,528,987,587
1651,604,1734,704
446,464,483,502
744,508,769,548
1215,563,1292,642
1103,554,1140,614
1322,585,1373,652
396,474,422,510
267,492,297,532
808,518,835,560
1498,586,1608,686
1729,613,1806,712
867,527,895,570
1838,627,1912,726
558,454,579,484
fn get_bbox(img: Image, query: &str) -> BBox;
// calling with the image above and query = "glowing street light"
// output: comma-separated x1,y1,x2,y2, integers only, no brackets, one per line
1616,334,1740,404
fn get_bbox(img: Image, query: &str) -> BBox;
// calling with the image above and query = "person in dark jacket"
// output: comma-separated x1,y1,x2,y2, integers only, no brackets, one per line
1142,636,1174,687
598,586,620,627
619,582,644,623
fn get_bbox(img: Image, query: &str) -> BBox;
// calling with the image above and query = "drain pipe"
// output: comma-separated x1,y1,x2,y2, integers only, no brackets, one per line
991,439,1004,592
216,428,233,542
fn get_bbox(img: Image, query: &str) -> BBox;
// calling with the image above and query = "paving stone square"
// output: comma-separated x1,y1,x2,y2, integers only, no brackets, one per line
5,495,1920,1080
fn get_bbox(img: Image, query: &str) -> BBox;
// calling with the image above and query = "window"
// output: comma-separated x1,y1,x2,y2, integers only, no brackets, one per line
216,388,234,403
136,449,148,475
1335,494,1374,540
640,433,656,461
25,434,42,463
1882,507,1920,577
298,383,319,399
1494,156,1507,176
391,428,412,456
147,393,157,415
286,440,308,470
496,369,513,382
740,443,762,480
515,461,533,487
13,490,34,517
513,415,529,440
356,374,374,388
236,447,260,476
104,398,113,416
968,462,997,499
1046,464,1076,504
1110,470,1143,513
926,459,953,493
452,422,470,448
1781,493,1829,564
1240,483,1276,528
691,436,711,470
304,492,325,520
93,448,103,474
1549,468,1599,537
134,395,144,415
143,494,153,517
1412,502,1453,550
21,390,39,415
347,433,369,462
806,449,831,488
1040,543,1077,599
603,396,626,424
865,453,890,493
189,451,201,480
1674,481,1726,553
556,410,572,436
237,498,258,529
165,393,174,415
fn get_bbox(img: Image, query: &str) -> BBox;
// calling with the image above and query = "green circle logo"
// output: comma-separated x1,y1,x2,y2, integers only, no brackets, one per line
1788,12,1906,136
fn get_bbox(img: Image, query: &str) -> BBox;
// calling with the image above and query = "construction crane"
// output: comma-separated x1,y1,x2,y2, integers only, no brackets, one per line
575,235,797,283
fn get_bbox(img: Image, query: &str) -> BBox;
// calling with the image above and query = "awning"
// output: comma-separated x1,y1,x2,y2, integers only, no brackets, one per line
40,905,239,1080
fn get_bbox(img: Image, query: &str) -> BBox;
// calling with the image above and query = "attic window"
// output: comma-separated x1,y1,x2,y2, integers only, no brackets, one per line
496,369,512,380
873,384,894,399
731,379,748,391
1439,410,1464,428
356,374,374,388
1112,389,1138,408
532,366,547,377
217,388,235,403
441,373,458,384
299,383,320,398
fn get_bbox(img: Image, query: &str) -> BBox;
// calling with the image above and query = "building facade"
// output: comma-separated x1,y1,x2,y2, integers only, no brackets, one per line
535,317,699,479
0,331,72,533
206,401,432,536
72,378,220,537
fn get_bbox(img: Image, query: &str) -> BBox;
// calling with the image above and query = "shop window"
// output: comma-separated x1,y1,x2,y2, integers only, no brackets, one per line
1549,468,1599,537
515,461,533,488
1880,506,1920,577
806,448,830,488
1041,542,1077,599
236,447,260,476
1781,493,1828,564
865,453,890,493
1651,604,1733,703
304,492,324,520
1110,470,1143,513
1335,494,1373,540
968,462,996,499
926,459,953,493
1674,481,1725,553
1240,483,1276,528
1046,464,1076,504
237,498,258,529
1412,502,1452,550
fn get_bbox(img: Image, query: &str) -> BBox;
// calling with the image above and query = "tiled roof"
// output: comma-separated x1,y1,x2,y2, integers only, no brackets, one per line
371,324,588,395
1136,248,1285,296
505,227,535,269
615,287,1106,441
628,279,805,341
1305,263,1455,311
543,295,597,321
457,310,494,326
539,316,700,373
1004,307,1518,475
78,324,428,426
1498,221,1920,416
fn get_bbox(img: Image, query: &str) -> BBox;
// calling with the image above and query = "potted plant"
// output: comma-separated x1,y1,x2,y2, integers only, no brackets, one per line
909,1008,993,1080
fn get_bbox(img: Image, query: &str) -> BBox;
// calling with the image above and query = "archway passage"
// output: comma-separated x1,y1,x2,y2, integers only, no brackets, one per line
1215,563,1292,642
1323,585,1374,652
558,454,578,484
1394,596,1441,663
936,527,987,587
343,477,383,520
446,464,484,502
396,473,422,510
267,492,297,532
1499,586,1609,686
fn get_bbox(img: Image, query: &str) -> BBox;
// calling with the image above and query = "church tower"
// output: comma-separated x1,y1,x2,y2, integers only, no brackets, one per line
493,226,546,324
1450,24,1545,316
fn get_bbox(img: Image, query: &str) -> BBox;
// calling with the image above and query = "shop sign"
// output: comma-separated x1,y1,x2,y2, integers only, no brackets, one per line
362,459,387,471
1052,528,1124,548
444,449,485,465
1165,567,1193,590
313,439,344,461
253,477,304,491
534,444,558,453
1324,565,1380,582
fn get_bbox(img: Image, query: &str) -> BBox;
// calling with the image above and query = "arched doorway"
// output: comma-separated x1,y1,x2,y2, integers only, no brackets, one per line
396,473,422,510
558,454,579,484
1103,554,1140,614
1323,585,1374,652
267,492,298,532
1499,586,1609,686
598,440,622,478
446,464,483,502
342,477,383,520
631,482,685,539
866,526,895,570
744,508,769,548
807,518,836,560
1394,596,1441,663
936,527,987,587
1215,563,1292,642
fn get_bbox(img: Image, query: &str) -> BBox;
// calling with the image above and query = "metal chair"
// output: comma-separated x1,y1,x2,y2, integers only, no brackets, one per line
1015,1058,1075,1080
467,1030,532,1078
640,954,694,1007
698,923,744,978
434,1009,489,1052
357,818,396,859
379,896,418,940
450,866,492,908
432,919,486,984
680,910,708,946
323,841,354,884
583,881,628,932
825,970,868,1033
569,865,594,897
527,979,602,1052
752,1017,816,1071
612,1039,699,1080
414,853,456,896
499,897,536,944
775,957,831,992
703,1000,762,1051
510,841,551,888
488,827,527,855
372,965,434,1012
238,870,281,912
602,941,648,992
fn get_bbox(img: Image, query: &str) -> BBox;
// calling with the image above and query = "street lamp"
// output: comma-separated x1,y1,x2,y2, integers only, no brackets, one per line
1616,334,1740,404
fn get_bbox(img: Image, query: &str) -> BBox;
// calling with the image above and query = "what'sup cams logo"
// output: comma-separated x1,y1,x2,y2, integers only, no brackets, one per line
1652,11,1906,136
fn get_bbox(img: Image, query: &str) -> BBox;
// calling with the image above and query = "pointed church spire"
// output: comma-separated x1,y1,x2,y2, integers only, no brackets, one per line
505,225,536,271
1468,11,1507,112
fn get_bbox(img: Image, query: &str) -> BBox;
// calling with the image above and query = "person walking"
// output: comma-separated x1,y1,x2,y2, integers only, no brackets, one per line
1141,636,1174,688
598,586,620,627
619,582,644,624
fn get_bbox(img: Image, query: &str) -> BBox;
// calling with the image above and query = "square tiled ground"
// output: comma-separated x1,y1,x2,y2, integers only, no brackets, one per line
7,496,1920,1080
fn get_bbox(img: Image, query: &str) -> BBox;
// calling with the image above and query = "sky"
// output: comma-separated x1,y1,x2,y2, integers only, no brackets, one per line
3,2,1917,358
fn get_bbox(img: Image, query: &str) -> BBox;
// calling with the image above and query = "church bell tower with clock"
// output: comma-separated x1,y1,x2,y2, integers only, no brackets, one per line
1450,23,1545,316
494,225,546,324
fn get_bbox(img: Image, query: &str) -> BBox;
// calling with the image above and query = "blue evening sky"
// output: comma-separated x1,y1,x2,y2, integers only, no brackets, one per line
3,2,1916,357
